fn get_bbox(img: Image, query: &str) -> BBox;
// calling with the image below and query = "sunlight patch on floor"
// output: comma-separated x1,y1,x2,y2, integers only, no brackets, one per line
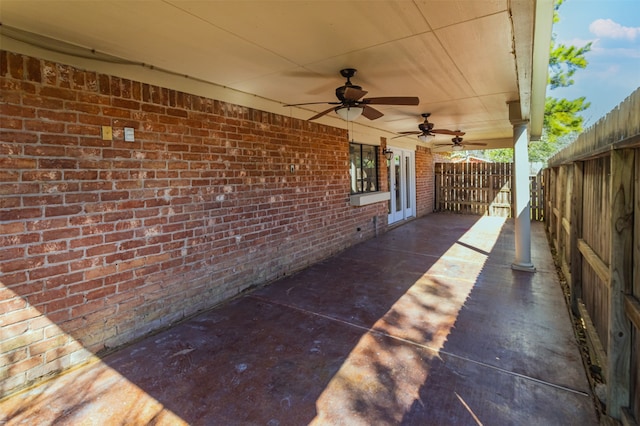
311,216,506,424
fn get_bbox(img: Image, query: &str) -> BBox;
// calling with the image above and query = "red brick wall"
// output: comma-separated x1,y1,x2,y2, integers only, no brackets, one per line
0,51,390,397
416,145,434,216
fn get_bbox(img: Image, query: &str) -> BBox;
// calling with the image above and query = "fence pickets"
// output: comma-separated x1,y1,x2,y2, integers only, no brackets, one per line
434,162,544,220
545,87,640,423
434,162,513,217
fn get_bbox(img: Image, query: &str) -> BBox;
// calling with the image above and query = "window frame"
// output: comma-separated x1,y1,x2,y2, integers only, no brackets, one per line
349,142,379,195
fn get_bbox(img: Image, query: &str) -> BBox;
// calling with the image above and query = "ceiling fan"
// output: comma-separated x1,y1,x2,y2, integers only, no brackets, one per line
394,113,465,141
284,68,419,121
435,136,487,151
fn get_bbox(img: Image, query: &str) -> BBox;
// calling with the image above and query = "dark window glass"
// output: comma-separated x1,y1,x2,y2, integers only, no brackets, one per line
349,143,379,194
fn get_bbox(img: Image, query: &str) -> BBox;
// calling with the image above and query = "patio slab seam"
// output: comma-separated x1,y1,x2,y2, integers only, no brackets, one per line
248,294,593,400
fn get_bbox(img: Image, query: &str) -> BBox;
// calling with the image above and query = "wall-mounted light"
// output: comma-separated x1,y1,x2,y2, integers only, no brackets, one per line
418,133,435,143
335,106,363,121
382,148,394,160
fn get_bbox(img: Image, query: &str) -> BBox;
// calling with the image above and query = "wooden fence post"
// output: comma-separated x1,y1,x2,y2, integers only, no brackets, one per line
607,148,634,419
570,161,583,316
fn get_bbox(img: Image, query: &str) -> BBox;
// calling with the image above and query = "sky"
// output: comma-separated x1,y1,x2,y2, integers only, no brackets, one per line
550,0,640,127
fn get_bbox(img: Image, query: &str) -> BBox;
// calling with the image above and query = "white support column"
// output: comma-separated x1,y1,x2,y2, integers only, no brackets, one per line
510,102,536,272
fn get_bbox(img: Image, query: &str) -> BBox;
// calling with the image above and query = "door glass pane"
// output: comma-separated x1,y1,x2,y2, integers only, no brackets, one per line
387,157,392,214
405,155,411,209
394,155,401,213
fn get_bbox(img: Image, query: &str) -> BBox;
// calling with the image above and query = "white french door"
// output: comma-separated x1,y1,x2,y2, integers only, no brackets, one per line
387,148,416,224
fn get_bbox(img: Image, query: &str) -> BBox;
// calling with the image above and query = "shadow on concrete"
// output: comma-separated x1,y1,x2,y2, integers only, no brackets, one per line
1,216,599,425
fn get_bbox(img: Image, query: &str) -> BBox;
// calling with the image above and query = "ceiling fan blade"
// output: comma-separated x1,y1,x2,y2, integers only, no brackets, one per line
284,101,341,107
362,96,420,106
431,129,466,136
308,106,337,121
464,143,487,146
396,131,422,135
343,86,367,101
434,143,452,147
362,105,384,120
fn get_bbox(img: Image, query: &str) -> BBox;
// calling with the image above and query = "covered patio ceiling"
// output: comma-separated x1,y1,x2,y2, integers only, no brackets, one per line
0,0,553,152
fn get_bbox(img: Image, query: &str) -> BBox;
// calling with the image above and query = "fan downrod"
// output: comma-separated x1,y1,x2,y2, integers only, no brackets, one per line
339,68,357,81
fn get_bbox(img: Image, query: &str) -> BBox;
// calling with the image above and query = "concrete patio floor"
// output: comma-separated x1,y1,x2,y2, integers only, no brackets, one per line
1,213,598,425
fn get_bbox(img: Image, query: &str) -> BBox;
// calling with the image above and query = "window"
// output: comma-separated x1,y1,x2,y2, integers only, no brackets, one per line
349,143,379,194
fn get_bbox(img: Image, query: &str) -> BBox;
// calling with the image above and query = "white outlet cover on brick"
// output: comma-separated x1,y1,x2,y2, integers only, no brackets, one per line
124,127,135,142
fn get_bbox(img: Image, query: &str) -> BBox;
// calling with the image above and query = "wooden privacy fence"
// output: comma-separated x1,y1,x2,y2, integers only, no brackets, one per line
545,87,640,423
529,171,544,221
434,162,512,217
434,162,545,220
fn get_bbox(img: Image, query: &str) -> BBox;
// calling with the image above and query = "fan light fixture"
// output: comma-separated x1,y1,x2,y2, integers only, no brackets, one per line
452,144,463,151
335,106,363,121
418,134,435,143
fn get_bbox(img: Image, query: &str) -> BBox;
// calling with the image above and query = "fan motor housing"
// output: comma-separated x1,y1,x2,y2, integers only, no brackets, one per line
335,84,362,102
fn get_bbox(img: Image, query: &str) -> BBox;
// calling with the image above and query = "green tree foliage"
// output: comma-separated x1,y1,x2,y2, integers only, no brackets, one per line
486,0,591,163
545,0,592,144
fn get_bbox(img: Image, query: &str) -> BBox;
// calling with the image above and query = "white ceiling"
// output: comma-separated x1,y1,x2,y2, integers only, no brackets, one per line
0,0,552,152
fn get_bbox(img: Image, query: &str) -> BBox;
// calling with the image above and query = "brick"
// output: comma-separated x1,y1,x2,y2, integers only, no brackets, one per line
112,98,140,110
25,119,65,132
23,194,64,207
44,294,85,314
22,170,63,181
26,218,67,231
78,113,111,126
0,233,39,248
0,117,23,130
0,131,38,143
65,101,101,114
42,227,80,241
2,329,44,352
0,51,8,76
68,279,105,296
27,287,67,308
0,157,38,170
39,159,78,169
86,285,116,301
39,86,76,101
0,246,24,262
23,144,66,157
27,241,67,256
0,103,36,118
45,205,83,217
7,52,24,79
0,347,28,368
0,221,23,234
25,56,42,82
70,298,106,318
39,134,79,146
7,354,45,375
0,207,42,221
65,192,99,204
44,271,83,289
0,297,28,316
101,107,131,118
21,94,63,110
66,124,100,136
29,263,69,280
28,335,69,357
0,182,40,196
86,243,117,257
69,235,103,249
84,265,117,280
